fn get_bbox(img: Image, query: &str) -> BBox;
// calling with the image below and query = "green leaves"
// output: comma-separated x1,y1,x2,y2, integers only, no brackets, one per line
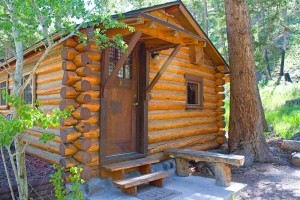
0,91,71,147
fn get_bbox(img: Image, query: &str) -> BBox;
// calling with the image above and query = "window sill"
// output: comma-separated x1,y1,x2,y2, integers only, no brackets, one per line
186,105,203,110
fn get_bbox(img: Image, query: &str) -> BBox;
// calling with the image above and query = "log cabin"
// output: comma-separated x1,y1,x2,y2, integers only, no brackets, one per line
0,1,230,183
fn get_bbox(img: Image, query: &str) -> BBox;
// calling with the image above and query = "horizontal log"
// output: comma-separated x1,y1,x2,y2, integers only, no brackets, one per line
149,101,185,111
60,116,78,126
85,51,101,62
59,143,78,156
217,121,226,128
60,86,79,99
216,101,224,107
217,130,226,136
216,115,225,121
37,86,61,95
148,110,216,121
36,60,62,75
149,117,216,131
204,102,217,110
24,129,61,143
280,140,300,152
82,113,99,124
217,94,225,100
187,141,221,151
63,71,81,86
22,133,60,154
26,146,60,165
149,72,216,88
73,137,92,151
76,67,92,77
62,38,78,48
76,94,91,104
39,99,61,105
72,107,91,120
59,157,79,169
73,80,91,92
150,64,215,81
73,151,92,164
216,136,227,145
62,60,78,71
149,124,218,143
148,134,217,154
215,87,224,93
81,90,100,98
86,152,99,167
59,99,79,110
150,92,185,101
61,47,79,60
224,74,230,83
86,63,101,72
60,128,81,143
87,139,99,152
216,79,225,86
215,73,224,79
73,53,92,67
82,127,100,138
76,122,92,133
82,99,100,112
75,43,89,52
216,108,225,114
216,65,226,72
82,74,101,85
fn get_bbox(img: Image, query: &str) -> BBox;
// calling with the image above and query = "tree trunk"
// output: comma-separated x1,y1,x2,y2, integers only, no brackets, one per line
264,48,272,80
203,0,208,35
224,0,272,166
279,48,285,76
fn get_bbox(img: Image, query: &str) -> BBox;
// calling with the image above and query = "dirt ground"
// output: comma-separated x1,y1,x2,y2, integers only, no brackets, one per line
1,137,300,200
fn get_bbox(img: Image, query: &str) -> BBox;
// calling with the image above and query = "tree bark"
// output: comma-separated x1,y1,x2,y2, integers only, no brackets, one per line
224,0,272,166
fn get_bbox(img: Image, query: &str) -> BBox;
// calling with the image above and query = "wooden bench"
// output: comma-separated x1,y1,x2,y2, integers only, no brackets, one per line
114,171,172,196
101,157,159,180
165,149,245,187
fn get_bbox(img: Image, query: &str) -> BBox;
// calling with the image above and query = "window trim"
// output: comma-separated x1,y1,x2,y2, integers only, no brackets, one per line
22,73,37,105
185,74,203,109
0,75,9,110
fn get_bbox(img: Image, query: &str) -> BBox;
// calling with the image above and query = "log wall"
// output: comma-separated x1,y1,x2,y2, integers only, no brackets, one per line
147,46,226,159
59,37,101,179
0,44,65,164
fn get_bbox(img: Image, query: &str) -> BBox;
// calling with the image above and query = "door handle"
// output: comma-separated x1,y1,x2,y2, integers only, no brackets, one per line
133,102,139,106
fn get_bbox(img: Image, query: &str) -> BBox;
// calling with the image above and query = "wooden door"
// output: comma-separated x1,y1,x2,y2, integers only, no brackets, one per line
101,44,147,163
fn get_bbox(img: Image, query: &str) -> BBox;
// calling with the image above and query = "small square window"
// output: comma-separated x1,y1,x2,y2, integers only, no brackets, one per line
22,74,36,105
185,74,203,109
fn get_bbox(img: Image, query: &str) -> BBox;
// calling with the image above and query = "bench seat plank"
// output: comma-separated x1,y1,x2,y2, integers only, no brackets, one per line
102,157,160,172
114,171,172,189
165,149,245,166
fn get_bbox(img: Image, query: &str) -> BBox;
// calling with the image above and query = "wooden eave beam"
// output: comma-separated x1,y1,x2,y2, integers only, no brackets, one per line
146,44,182,93
104,31,142,88
140,13,207,43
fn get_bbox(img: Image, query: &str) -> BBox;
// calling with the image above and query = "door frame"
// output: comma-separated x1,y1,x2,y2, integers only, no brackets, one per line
100,42,148,164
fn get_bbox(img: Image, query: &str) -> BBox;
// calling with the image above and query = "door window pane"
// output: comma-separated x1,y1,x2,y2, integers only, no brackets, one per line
109,47,132,79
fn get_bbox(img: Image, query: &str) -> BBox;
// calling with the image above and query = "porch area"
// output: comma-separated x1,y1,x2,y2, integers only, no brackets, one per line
87,172,246,200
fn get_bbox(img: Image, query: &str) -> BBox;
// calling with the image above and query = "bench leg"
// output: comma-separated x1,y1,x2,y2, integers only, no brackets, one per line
121,186,137,196
175,158,189,176
100,169,109,178
139,164,151,174
215,163,231,187
149,178,163,187
112,170,125,181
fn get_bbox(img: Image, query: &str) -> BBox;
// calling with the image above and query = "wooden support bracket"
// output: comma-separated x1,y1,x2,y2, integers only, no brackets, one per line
146,44,181,93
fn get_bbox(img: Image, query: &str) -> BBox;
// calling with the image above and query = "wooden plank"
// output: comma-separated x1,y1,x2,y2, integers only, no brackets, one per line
147,44,181,93
114,171,171,189
102,157,159,172
165,149,245,166
104,31,142,88
215,163,231,187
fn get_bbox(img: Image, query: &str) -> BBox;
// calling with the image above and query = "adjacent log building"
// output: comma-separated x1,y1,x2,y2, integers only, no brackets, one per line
0,2,229,179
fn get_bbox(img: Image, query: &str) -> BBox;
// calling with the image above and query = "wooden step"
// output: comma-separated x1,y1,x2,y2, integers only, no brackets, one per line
102,157,160,172
101,157,160,180
114,171,172,196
